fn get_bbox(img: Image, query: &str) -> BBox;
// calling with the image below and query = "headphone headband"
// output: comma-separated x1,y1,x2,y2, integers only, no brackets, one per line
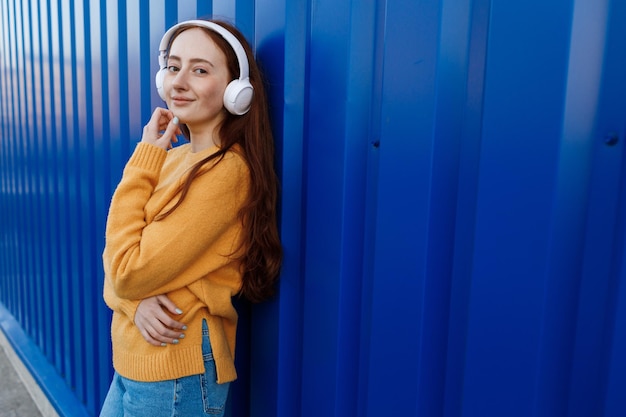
157,20,250,80
155,19,253,115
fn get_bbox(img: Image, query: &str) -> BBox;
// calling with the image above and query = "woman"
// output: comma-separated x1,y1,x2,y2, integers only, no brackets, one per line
99,19,281,416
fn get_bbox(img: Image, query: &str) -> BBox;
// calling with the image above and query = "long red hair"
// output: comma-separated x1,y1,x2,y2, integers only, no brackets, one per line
157,20,282,302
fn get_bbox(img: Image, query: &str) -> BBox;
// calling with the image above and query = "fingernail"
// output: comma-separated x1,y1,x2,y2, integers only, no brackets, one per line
172,339,179,344
172,116,179,125
179,334,185,339
182,325,188,330
175,308,183,314
161,343,167,347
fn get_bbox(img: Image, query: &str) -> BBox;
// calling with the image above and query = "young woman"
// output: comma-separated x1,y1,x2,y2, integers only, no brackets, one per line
99,19,281,416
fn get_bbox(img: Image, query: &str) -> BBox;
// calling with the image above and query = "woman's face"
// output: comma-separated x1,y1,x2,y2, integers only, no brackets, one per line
163,27,231,135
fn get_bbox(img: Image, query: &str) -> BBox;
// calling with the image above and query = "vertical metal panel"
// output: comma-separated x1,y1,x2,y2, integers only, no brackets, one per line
567,0,626,414
463,1,573,415
301,0,351,413
366,0,441,414
443,1,491,415
600,3,626,416
2,1,626,417
251,1,305,416
534,0,610,415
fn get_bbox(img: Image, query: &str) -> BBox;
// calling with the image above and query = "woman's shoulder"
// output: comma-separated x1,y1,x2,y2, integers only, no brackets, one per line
194,146,250,199
189,144,249,182
215,145,249,181
222,144,247,166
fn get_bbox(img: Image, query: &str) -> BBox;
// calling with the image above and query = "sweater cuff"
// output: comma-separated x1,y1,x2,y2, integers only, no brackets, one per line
118,299,140,322
127,142,167,172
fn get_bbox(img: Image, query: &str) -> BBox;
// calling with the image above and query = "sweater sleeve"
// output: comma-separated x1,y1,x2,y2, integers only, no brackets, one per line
102,275,140,320
103,142,249,300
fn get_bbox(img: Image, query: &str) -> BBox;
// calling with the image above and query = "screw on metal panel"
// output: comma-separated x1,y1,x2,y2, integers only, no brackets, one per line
604,132,619,146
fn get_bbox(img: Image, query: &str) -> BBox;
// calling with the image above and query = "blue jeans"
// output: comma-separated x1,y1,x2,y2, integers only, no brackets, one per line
99,320,230,417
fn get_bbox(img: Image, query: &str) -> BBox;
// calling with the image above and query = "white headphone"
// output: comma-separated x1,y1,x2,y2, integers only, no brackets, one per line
155,20,254,115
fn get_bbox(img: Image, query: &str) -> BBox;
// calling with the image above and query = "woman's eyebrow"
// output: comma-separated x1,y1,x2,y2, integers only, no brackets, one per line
167,54,214,67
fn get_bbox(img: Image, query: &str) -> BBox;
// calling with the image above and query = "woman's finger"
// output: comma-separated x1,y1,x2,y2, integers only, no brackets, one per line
151,116,179,150
138,325,164,347
147,321,185,344
156,294,181,315
157,294,187,331
138,315,183,346
147,107,172,130
141,108,176,148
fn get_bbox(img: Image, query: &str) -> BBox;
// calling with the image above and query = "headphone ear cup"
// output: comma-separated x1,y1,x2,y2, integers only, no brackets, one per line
223,78,253,115
155,68,166,100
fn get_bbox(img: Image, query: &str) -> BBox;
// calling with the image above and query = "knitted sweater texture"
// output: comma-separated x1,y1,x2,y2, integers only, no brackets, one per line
102,142,249,384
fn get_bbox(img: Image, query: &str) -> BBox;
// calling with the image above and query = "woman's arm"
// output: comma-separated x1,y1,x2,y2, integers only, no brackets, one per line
103,146,247,300
103,275,141,319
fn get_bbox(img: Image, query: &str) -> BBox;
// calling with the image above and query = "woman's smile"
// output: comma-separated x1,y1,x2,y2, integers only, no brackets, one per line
170,95,194,106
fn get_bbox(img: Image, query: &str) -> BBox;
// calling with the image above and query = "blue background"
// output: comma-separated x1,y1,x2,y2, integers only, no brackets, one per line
1,0,626,416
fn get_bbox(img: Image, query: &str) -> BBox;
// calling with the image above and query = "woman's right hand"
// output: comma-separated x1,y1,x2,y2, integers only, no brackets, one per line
134,295,187,346
141,107,180,150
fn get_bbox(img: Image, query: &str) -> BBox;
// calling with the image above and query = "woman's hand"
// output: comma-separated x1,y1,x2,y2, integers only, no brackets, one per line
134,295,187,346
141,108,180,150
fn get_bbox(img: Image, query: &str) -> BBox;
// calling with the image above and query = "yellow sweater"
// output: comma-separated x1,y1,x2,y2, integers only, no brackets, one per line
102,141,249,384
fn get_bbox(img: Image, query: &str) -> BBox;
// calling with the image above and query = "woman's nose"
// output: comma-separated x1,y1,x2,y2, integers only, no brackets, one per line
171,70,188,90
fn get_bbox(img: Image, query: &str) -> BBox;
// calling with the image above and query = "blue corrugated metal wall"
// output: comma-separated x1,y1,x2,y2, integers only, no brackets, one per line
1,0,626,416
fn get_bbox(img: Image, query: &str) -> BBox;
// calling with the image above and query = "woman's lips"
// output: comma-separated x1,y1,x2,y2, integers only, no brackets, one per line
171,96,193,105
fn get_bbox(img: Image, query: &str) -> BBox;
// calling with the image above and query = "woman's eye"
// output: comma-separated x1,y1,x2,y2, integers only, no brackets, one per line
194,68,208,74
167,65,179,72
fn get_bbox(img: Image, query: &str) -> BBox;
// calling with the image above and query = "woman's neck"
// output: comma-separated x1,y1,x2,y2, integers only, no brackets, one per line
188,127,221,153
